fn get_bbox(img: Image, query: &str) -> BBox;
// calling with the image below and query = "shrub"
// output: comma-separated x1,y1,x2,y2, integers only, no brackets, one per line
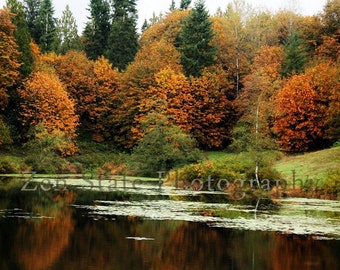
129,113,202,177
168,151,283,190
0,156,21,174
322,170,340,199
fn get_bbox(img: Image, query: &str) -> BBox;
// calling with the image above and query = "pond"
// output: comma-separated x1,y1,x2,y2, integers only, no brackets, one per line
0,177,339,269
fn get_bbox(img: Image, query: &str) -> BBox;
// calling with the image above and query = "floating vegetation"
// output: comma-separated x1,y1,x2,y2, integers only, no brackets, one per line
74,197,340,239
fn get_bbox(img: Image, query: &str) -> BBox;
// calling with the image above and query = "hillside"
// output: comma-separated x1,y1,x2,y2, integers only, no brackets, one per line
273,146,340,182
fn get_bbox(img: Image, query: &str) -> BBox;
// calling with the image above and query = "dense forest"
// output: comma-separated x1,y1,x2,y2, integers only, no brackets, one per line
0,0,339,175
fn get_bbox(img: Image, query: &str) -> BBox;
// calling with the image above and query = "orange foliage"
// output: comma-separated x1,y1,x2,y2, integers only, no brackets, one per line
19,70,78,143
91,56,121,141
273,63,339,152
0,8,21,110
136,68,236,149
53,51,95,118
315,33,340,62
240,45,284,120
52,51,121,142
118,41,182,147
188,74,236,149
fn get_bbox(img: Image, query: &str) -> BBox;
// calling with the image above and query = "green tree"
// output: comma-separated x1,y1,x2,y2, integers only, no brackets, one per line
169,0,176,11
24,124,70,173
280,31,309,77
180,0,191,10
54,5,82,54
130,113,201,177
105,0,138,70
83,0,111,60
36,0,56,52
176,0,217,77
6,0,34,77
22,0,41,43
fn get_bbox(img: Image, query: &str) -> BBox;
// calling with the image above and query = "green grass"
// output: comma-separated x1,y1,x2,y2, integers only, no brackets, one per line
203,151,235,162
273,146,340,181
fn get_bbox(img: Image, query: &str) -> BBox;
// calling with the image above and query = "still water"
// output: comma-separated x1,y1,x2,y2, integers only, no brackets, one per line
0,179,339,270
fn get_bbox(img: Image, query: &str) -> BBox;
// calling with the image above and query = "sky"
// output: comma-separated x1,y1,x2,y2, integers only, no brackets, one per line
0,0,327,33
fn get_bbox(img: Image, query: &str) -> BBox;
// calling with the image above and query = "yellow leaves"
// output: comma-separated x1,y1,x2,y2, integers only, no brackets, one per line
19,70,78,143
139,9,190,47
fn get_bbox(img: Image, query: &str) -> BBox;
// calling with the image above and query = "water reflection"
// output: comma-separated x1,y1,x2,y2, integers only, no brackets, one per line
0,181,339,270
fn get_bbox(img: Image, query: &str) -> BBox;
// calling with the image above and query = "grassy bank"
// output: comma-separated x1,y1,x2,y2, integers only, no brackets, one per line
273,146,340,181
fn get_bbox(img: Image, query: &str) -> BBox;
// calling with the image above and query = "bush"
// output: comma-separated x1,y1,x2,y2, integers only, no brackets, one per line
129,113,202,177
168,150,283,190
0,156,21,174
24,154,65,174
322,170,340,198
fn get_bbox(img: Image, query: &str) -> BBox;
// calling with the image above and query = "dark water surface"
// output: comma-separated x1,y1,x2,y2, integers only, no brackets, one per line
0,181,339,270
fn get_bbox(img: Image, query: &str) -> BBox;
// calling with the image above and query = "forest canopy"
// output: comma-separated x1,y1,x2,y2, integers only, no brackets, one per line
0,0,339,158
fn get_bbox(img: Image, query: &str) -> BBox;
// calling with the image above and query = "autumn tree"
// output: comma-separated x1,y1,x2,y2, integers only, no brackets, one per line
19,70,78,155
115,43,181,147
176,0,217,77
116,11,187,148
83,0,111,60
231,45,283,152
187,73,236,149
315,35,340,62
0,8,21,111
211,0,253,97
136,68,193,139
273,63,339,152
139,68,237,149
54,5,82,54
321,0,340,37
53,51,95,118
52,51,122,142
105,0,138,70
89,56,121,142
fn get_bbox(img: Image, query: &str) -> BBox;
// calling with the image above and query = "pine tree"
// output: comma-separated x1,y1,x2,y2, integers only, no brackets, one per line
22,0,41,43
105,0,138,70
6,0,34,77
180,0,191,10
83,0,111,60
176,0,217,77
280,31,309,77
169,0,176,11
141,18,148,32
54,5,82,54
36,0,56,52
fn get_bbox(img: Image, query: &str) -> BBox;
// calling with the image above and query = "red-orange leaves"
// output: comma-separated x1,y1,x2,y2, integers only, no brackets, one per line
19,70,78,154
188,75,235,149
273,63,339,152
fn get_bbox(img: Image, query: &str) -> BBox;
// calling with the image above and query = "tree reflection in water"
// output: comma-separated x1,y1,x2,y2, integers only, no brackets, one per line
0,184,339,270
